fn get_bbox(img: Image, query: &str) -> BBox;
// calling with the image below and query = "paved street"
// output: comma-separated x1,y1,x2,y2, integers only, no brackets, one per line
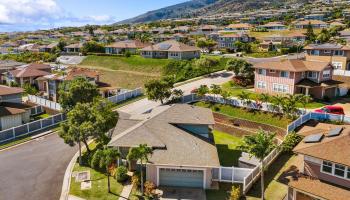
117,71,234,115
0,133,77,200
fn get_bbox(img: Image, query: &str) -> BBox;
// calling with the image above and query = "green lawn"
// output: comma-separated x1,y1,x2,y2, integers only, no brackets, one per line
244,51,283,58
80,55,170,74
32,113,51,121
213,130,243,166
206,183,241,200
221,81,326,109
246,153,298,200
70,165,123,200
112,95,146,109
195,101,291,128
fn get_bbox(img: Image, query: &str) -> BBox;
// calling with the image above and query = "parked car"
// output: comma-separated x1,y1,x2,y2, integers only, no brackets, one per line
314,106,345,115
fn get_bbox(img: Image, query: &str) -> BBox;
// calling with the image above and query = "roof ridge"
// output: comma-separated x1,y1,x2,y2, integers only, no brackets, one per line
295,132,349,152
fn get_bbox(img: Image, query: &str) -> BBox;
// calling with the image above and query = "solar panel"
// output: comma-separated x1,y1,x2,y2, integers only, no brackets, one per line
327,127,343,137
304,134,324,143
159,44,171,50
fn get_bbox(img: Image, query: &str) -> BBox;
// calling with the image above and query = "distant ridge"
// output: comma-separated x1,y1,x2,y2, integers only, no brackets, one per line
116,0,308,24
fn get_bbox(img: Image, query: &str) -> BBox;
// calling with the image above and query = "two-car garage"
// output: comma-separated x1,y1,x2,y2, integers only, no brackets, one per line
158,168,205,188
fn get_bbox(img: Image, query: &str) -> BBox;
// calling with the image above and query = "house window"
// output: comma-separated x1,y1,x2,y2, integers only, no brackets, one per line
280,71,289,78
273,83,289,93
308,71,317,78
310,50,320,55
334,50,344,56
347,168,350,179
332,62,342,69
322,161,333,174
269,69,276,73
323,70,331,78
324,50,331,54
335,164,346,177
258,69,267,75
257,81,266,89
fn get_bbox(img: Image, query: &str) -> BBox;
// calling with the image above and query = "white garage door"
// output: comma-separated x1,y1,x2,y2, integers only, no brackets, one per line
159,168,204,188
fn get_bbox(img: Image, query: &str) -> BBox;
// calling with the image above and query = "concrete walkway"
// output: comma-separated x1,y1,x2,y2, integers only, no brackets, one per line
118,181,133,200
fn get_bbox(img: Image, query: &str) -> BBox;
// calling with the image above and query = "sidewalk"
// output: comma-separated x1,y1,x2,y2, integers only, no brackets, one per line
118,181,133,200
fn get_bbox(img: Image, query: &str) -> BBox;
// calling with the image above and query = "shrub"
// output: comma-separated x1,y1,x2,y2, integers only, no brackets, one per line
131,173,140,187
90,149,104,169
116,166,129,182
144,181,156,196
125,51,131,57
281,132,302,152
323,95,330,102
23,84,38,95
229,185,241,200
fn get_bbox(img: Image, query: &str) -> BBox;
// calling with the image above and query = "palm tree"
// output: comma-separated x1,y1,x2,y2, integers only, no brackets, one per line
238,91,251,108
210,84,222,100
196,85,209,100
220,90,231,104
257,93,270,111
97,148,120,193
282,94,298,119
271,95,284,113
296,94,312,113
239,130,276,200
127,144,153,195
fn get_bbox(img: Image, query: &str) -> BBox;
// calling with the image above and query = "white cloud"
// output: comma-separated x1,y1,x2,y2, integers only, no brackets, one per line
0,0,116,31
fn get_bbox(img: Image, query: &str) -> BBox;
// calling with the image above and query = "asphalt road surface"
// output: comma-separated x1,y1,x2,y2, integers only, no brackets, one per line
0,133,77,200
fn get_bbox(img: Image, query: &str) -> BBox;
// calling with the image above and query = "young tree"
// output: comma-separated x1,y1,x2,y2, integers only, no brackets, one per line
144,79,173,104
296,94,312,113
257,93,270,110
239,130,276,200
226,59,254,80
91,148,120,193
58,77,100,111
271,95,284,113
220,90,231,104
238,91,251,108
229,185,241,200
127,144,153,195
196,85,209,99
210,84,222,98
306,22,316,42
194,57,218,74
171,89,184,101
316,28,330,43
81,41,105,54
57,39,67,52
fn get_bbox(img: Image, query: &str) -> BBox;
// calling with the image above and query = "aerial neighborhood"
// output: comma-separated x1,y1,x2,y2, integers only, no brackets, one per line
1,0,350,200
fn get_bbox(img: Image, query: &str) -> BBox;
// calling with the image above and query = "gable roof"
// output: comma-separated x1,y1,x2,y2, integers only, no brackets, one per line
227,23,252,29
253,59,331,72
10,66,51,78
0,85,23,96
294,129,350,166
108,104,219,167
106,40,150,49
304,43,350,50
141,40,200,52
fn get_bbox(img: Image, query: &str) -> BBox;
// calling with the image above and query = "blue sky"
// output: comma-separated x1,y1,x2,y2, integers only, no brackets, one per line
0,0,187,32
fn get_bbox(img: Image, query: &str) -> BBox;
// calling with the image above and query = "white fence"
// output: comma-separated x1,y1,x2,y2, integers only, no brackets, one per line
107,88,142,104
212,167,253,183
0,113,65,143
333,69,350,77
28,95,62,111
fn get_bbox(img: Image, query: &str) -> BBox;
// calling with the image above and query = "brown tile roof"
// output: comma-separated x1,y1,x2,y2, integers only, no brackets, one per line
0,102,31,117
253,59,331,72
108,104,220,167
10,67,51,78
64,43,83,49
219,33,240,38
141,40,200,52
288,176,350,200
294,20,328,25
259,22,286,27
294,130,350,166
106,40,150,49
304,43,350,50
227,23,252,29
0,85,23,96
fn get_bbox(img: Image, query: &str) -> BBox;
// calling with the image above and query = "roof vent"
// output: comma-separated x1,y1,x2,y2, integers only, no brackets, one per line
304,133,324,143
326,127,343,137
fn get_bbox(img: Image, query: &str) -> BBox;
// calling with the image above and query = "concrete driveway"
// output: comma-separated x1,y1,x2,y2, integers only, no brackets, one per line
159,187,206,200
0,133,77,200
117,71,234,115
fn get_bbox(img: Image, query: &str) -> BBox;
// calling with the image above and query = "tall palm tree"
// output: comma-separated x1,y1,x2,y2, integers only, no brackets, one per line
239,130,276,200
99,148,120,193
127,144,153,195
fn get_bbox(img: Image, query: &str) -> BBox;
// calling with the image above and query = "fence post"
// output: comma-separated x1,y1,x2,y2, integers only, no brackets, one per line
219,167,222,181
12,127,16,139
26,124,29,135
52,116,55,124
40,119,43,128
232,167,234,182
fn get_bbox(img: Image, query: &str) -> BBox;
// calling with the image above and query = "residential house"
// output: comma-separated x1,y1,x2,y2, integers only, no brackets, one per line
64,43,83,53
105,40,150,55
108,104,220,189
0,60,25,83
225,23,252,31
329,21,346,28
257,22,287,31
36,68,99,102
218,33,253,51
0,85,31,130
172,26,190,34
304,43,350,70
39,42,58,53
253,59,343,99
140,40,200,60
3,63,51,87
304,13,325,21
294,20,329,29
287,125,350,200
198,25,219,35
17,44,41,53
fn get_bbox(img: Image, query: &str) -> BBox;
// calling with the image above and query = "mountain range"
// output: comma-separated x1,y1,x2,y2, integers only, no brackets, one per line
117,0,307,24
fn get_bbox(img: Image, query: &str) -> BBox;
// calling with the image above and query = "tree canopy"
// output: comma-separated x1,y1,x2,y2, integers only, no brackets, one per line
144,79,173,104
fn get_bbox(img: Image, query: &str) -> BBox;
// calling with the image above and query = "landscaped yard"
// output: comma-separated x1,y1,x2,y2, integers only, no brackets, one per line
213,130,243,166
69,142,124,200
195,101,292,128
221,81,326,109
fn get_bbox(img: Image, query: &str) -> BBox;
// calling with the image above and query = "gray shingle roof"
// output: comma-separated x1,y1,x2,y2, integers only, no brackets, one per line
108,104,220,167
